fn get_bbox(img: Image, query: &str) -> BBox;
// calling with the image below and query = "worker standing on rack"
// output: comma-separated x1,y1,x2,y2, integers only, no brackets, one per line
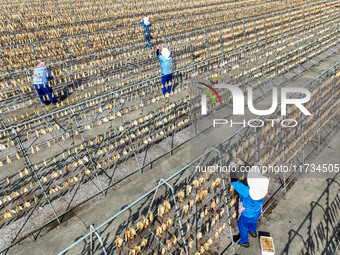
140,16,152,48
32,61,58,105
231,167,269,248
156,45,173,96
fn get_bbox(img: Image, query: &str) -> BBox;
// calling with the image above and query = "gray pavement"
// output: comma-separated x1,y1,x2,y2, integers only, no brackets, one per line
235,131,340,255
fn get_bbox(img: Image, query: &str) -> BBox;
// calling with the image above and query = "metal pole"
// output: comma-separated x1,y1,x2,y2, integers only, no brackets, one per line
159,179,189,255
70,108,105,194
150,80,173,152
317,77,322,151
281,122,287,192
147,227,173,255
115,92,142,169
254,128,259,163
11,128,61,224
222,178,235,251
90,225,108,255
330,68,335,135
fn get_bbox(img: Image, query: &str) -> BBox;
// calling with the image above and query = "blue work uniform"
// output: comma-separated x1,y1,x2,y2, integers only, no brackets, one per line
140,21,152,48
156,49,173,95
232,181,264,244
32,67,57,105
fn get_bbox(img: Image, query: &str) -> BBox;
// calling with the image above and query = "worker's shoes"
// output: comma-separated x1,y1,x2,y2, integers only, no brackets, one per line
233,234,250,248
239,242,249,248
233,234,241,242
250,231,257,238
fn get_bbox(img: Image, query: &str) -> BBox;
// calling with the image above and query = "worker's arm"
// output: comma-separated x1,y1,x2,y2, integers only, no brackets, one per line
231,181,249,198
156,47,161,58
156,45,163,58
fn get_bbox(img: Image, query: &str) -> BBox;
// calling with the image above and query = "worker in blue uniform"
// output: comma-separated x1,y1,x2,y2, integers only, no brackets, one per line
32,62,58,105
156,45,173,96
140,17,152,48
232,167,269,248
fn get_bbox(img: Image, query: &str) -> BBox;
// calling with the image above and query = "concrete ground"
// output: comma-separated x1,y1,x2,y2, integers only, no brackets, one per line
235,131,340,255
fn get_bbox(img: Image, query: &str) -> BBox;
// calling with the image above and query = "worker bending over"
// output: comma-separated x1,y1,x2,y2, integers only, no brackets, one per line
140,17,152,48
232,168,269,248
156,45,173,96
32,62,58,105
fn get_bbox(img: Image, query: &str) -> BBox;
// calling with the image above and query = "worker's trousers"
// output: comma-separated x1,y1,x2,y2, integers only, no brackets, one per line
161,74,172,95
34,83,58,105
145,34,152,48
238,214,258,243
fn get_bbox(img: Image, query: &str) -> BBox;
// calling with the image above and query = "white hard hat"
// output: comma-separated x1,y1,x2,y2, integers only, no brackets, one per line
143,17,150,25
247,167,269,200
161,48,171,59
